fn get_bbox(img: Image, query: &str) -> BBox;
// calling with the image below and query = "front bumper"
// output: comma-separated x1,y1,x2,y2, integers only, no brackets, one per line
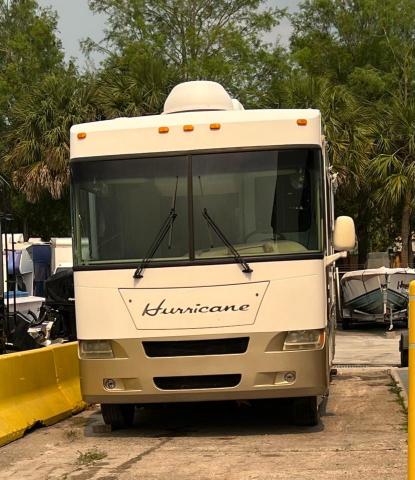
79,332,329,404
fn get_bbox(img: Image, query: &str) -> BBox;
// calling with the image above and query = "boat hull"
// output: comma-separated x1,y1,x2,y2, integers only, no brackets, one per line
340,268,415,320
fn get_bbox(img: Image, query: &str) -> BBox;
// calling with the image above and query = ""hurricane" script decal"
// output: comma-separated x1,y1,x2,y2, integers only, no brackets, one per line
142,299,250,317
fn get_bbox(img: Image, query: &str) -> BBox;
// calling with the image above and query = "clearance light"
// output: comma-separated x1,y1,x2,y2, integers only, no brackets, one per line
297,119,308,126
210,123,221,130
183,125,194,132
77,132,87,140
283,329,325,351
158,126,169,134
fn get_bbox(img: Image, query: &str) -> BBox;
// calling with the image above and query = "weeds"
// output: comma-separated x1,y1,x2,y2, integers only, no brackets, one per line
388,379,408,432
76,448,107,466
64,429,79,441
388,381,408,413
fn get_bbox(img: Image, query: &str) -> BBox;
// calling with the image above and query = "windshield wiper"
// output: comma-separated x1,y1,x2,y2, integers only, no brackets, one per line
133,209,178,279
134,177,179,279
202,208,253,274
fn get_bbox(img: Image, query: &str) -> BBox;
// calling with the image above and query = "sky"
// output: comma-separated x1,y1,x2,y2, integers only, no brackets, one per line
36,0,300,69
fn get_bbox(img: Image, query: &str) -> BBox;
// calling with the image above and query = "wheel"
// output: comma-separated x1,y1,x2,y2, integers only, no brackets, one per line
101,403,135,429
342,317,351,330
292,396,319,426
401,349,408,368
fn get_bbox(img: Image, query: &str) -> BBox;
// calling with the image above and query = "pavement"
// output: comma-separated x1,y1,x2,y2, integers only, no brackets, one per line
0,369,407,480
335,326,410,405
334,327,403,366
0,325,409,479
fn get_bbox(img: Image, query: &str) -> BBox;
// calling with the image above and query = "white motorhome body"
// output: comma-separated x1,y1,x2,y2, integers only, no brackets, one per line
70,81,353,427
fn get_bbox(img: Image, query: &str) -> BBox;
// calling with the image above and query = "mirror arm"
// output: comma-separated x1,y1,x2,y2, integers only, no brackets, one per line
325,251,348,267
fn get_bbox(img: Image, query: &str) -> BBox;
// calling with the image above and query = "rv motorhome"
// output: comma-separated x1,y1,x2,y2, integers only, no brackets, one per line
70,81,355,427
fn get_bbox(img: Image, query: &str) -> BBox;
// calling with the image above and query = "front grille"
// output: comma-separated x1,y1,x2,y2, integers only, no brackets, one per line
154,374,241,390
143,337,249,357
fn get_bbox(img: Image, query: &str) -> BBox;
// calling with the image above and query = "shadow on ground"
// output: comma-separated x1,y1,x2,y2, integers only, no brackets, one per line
83,396,327,440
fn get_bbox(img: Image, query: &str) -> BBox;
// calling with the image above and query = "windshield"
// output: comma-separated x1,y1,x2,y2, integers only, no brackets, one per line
71,148,323,266
71,156,188,264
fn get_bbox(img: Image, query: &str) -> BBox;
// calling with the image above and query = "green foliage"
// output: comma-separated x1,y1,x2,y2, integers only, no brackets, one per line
1,0,415,253
76,448,107,466
291,0,415,85
85,0,286,102
94,51,178,118
11,191,71,240
3,70,98,202
0,0,64,133
289,0,415,265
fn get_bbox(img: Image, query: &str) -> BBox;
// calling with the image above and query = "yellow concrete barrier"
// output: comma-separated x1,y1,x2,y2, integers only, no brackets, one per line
409,282,415,479
52,342,85,414
0,342,85,447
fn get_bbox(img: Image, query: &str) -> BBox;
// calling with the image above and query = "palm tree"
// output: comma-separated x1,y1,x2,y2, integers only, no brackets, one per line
283,74,377,264
369,93,415,267
2,70,97,202
94,51,178,119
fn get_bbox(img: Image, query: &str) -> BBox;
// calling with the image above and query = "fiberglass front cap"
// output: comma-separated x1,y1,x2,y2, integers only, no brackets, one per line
163,81,234,114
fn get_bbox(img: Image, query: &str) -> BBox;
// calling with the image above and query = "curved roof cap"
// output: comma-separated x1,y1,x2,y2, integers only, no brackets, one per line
163,81,236,114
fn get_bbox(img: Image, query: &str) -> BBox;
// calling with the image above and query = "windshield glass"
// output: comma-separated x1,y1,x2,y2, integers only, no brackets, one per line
193,149,322,258
71,148,322,266
71,156,188,265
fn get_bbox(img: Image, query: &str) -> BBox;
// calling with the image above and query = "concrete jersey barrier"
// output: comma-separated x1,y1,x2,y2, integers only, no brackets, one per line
0,342,85,447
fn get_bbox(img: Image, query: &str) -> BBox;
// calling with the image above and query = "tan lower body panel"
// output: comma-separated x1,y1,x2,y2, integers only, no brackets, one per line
79,332,329,404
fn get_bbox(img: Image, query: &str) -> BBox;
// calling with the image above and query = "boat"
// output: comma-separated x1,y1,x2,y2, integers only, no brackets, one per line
340,267,415,329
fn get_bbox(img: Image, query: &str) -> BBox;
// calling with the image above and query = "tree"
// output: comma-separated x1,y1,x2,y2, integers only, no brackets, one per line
94,51,179,118
369,92,415,267
290,0,415,85
289,0,415,265
85,0,286,104
0,0,70,238
0,0,64,134
3,70,98,202
276,73,377,264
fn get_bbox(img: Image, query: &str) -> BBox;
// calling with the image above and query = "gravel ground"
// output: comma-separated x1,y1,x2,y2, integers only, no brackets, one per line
0,369,407,480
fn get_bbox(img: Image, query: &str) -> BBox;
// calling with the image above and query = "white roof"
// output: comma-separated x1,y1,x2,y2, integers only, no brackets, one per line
70,109,322,160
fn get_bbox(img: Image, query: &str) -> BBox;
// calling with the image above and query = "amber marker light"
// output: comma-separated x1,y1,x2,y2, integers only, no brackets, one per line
297,119,308,126
183,125,194,132
77,132,87,140
158,126,169,134
210,123,221,130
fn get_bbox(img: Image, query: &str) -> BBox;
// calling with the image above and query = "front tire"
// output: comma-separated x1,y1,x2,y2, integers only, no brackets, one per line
342,317,351,330
292,396,319,426
401,349,408,368
101,403,135,429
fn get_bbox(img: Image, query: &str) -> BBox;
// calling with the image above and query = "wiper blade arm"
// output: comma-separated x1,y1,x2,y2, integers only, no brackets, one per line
133,209,177,279
202,208,253,274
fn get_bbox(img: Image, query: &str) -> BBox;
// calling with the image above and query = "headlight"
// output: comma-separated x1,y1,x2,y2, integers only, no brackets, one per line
283,329,325,351
79,340,114,359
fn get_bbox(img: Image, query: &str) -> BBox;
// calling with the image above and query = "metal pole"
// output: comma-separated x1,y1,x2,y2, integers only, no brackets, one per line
0,217,4,352
11,232,16,325
409,281,415,479
5,228,9,339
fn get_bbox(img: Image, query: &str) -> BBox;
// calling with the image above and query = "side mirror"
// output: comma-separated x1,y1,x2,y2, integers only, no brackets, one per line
333,216,356,251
